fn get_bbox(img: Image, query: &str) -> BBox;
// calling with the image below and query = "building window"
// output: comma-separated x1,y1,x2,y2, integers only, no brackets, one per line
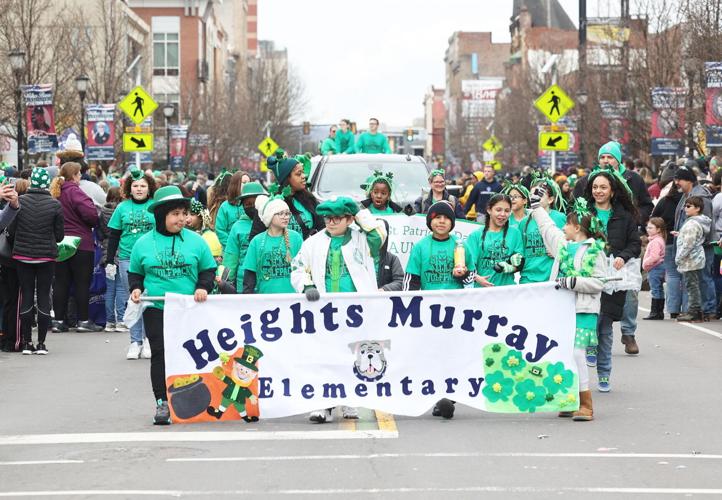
153,33,179,76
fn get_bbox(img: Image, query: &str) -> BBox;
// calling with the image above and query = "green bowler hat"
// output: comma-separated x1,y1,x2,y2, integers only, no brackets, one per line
147,185,190,213
239,181,267,199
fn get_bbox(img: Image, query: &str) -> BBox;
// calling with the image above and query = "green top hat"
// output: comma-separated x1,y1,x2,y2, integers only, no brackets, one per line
239,181,267,199
147,185,190,213
234,345,264,371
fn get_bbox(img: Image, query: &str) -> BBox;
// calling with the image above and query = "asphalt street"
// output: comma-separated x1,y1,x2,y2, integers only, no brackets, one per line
1,291,722,499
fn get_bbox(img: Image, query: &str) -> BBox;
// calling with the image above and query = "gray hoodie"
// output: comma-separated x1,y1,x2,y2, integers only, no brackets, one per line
675,184,717,244
675,214,711,272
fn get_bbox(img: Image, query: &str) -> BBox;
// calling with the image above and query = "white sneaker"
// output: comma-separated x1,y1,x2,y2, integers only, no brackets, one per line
309,408,333,423
141,338,151,359
115,322,129,332
104,322,116,332
341,406,358,419
126,342,141,360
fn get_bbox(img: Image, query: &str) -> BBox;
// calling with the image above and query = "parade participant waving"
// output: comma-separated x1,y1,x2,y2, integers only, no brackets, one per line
583,167,640,392
501,181,530,229
414,169,465,218
360,171,404,215
465,193,524,287
214,171,251,248
404,200,472,420
49,161,101,333
242,188,303,294
530,189,608,421
291,196,387,423
518,175,567,284
335,119,355,154
10,168,61,355
128,186,217,425
106,169,157,359
186,200,222,263
222,181,266,291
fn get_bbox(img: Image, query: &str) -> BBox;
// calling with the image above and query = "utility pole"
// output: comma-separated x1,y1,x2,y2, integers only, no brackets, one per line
579,0,587,166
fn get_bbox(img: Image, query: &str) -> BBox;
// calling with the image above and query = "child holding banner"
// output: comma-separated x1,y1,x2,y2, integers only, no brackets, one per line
530,188,608,421
291,196,387,423
241,191,302,293
128,186,217,425
404,200,473,419
360,171,404,215
465,194,524,287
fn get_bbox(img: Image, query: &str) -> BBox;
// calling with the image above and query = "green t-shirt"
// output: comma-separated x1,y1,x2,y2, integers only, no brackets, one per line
129,228,217,309
596,208,611,234
519,209,567,284
325,233,357,293
215,201,247,248
288,198,313,236
108,199,155,260
466,226,524,287
369,204,394,215
243,230,303,294
335,130,355,153
355,132,391,154
508,211,528,230
406,235,463,290
221,216,253,289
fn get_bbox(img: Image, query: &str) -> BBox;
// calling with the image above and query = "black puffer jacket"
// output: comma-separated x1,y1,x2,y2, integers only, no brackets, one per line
593,201,641,320
651,190,682,245
10,188,64,259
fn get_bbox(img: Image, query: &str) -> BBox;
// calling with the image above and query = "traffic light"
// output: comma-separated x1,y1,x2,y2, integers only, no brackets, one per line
351,121,357,134
302,121,310,135
406,128,414,142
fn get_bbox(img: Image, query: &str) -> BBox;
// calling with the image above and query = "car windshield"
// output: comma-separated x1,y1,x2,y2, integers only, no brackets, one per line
315,159,430,203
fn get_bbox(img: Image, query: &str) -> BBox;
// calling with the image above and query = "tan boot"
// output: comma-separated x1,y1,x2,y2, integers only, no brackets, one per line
572,390,593,421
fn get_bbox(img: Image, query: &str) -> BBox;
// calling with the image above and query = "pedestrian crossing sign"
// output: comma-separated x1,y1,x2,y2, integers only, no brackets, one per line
259,159,268,172
482,136,503,154
534,84,575,123
258,137,279,158
119,86,158,125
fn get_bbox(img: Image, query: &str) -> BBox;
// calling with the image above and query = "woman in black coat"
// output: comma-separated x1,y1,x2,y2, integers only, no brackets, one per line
584,169,641,391
651,181,683,317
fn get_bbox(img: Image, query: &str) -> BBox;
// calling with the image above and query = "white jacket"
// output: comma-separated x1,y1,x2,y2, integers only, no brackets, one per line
532,207,607,315
291,209,386,293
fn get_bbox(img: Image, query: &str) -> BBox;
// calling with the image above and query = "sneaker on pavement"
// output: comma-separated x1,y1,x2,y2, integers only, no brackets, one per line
585,347,597,367
34,343,48,355
141,338,151,359
598,377,611,393
153,399,171,425
621,334,639,355
309,408,333,423
104,322,116,332
433,398,455,419
21,342,35,355
115,322,129,332
127,342,141,360
76,320,103,333
51,321,69,333
341,406,358,419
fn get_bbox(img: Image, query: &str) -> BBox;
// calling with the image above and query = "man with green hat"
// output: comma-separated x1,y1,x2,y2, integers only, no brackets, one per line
128,185,217,425
290,196,387,423
207,345,264,422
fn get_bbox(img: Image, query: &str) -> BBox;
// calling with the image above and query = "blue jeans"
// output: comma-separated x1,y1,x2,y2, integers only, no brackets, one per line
105,275,125,323
701,246,716,315
713,253,722,302
596,314,614,379
118,259,145,343
621,289,638,336
648,264,665,299
664,243,683,314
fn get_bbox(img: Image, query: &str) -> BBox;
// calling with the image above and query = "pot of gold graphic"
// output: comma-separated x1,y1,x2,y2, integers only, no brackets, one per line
168,374,212,419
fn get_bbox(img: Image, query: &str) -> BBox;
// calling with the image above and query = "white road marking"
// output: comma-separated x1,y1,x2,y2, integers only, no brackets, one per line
166,451,722,462
638,306,722,340
3,487,722,496
0,460,84,466
0,430,397,446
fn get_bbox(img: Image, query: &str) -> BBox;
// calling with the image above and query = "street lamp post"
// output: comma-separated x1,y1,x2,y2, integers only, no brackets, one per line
75,75,90,152
577,90,588,168
9,49,26,170
163,103,175,168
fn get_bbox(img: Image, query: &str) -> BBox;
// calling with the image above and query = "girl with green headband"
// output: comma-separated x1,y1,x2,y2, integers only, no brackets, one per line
360,171,403,215
501,182,530,229
529,188,608,421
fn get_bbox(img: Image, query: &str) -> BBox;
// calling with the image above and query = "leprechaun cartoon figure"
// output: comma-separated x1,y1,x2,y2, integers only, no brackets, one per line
206,345,263,422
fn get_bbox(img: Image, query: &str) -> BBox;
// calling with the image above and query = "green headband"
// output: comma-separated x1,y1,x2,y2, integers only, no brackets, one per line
365,170,394,194
268,183,292,199
214,168,233,186
588,165,634,200
429,169,445,180
129,169,144,182
501,181,530,201
531,171,566,212
572,197,603,234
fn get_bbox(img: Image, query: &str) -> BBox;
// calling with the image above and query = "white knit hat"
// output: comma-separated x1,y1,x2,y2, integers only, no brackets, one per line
255,195,290,227
56,133,84,160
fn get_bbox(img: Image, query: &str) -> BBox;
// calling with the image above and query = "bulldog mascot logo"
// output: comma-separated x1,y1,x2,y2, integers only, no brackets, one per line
349,340,390,382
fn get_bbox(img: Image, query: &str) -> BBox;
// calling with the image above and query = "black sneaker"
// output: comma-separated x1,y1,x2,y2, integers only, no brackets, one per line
35,343,48,355
21,342,35,355
51,321,69,333
76,320,103,333
153,399,171,425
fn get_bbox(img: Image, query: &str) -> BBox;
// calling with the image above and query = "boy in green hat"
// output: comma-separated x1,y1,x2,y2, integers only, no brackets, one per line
222,181,266,290
128,185,217,425
291,196,387,422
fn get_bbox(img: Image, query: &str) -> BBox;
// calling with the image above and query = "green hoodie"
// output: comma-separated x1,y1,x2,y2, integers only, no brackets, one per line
335,129,355,153
355,132,392,154
215,201,247,248
222,216,254,290
320,137,338,155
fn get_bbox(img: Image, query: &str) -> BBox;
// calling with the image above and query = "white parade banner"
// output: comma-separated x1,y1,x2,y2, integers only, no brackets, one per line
378,214,479,269
162,283,577,424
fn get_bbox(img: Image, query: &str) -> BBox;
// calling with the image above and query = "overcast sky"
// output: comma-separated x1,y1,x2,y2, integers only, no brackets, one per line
258,0,635,127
